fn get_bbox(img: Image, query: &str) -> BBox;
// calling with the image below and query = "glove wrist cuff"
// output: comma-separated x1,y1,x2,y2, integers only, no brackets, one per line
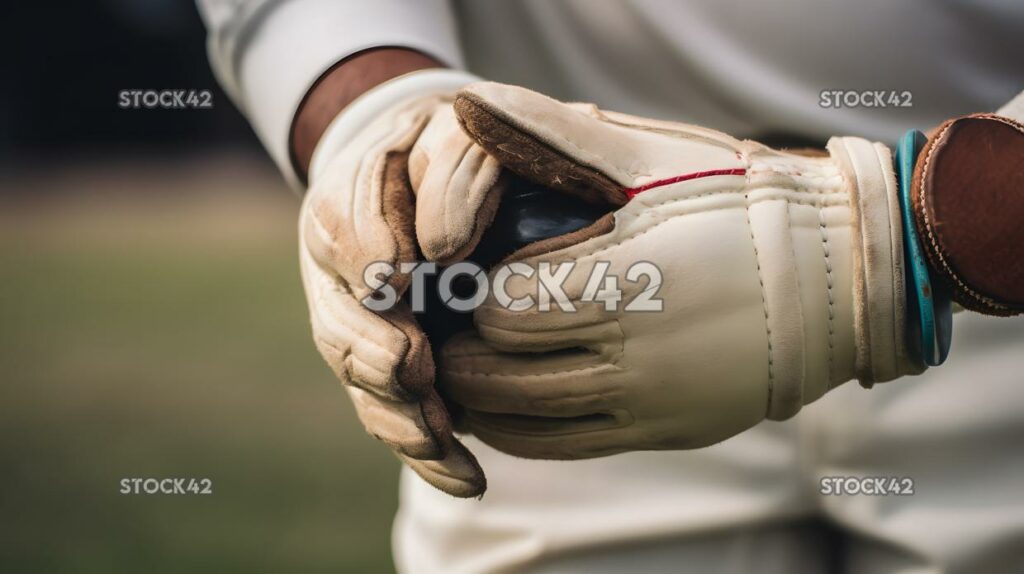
827,136,913,385
308,69,481,184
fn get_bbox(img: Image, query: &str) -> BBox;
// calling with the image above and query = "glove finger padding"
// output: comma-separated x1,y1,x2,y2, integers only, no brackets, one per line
346,386,486,497
300,222,485,496
303,110,425,303
409,105,508,265
301,93,486,497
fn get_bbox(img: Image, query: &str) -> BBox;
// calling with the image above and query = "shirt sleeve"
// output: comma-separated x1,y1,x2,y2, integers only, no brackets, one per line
195,0,464,188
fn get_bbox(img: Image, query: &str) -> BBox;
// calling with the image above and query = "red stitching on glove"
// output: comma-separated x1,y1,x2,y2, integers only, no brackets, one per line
623,169,747,199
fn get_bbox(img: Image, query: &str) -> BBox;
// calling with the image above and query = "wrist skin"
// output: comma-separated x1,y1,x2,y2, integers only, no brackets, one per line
290,48,445,183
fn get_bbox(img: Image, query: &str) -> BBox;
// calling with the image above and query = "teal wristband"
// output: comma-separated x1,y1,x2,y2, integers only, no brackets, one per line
895,129,952,367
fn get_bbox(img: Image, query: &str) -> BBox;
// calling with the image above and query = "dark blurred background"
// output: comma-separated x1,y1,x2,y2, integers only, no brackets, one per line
1,3,399,572
4,0,256,160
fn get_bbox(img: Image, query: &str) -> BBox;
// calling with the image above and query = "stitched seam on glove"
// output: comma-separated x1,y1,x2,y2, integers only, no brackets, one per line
873,141,906,380
442,337,607,356
448,362,622,380
533,192,847,265
599,120,744,149
748,160,841,180
783,201,807,416
818,206,837,388
470,321,627,366
745,194,776,414
624,169,747,198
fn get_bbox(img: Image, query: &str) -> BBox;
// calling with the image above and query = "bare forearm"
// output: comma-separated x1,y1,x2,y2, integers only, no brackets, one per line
290,48,445,181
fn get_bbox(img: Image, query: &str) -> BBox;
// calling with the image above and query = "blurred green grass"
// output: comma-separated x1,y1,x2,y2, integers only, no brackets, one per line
0,157,399,573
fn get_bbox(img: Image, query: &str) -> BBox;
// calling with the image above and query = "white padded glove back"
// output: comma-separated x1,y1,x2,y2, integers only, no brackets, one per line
438,83,917,458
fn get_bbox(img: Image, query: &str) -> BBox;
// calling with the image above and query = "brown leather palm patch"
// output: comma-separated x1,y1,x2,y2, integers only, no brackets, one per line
454,92,627,208
912,114,1024,315
382,150,419,295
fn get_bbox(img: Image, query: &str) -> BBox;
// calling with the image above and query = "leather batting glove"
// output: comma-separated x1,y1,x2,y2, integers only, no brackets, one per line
299,70,507,497
439,82,921,459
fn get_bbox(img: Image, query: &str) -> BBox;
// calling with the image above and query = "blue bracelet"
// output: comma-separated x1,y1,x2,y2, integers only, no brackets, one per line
895,129,952,367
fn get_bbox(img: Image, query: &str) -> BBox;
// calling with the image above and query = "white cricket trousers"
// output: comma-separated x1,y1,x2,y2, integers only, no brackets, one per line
394,312,1024,573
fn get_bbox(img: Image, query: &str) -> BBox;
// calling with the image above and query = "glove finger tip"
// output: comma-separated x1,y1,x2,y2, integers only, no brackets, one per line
401,443,487,498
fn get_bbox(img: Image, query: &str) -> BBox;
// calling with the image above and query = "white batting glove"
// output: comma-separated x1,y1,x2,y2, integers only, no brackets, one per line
299,70,506,497
438,82,921,459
